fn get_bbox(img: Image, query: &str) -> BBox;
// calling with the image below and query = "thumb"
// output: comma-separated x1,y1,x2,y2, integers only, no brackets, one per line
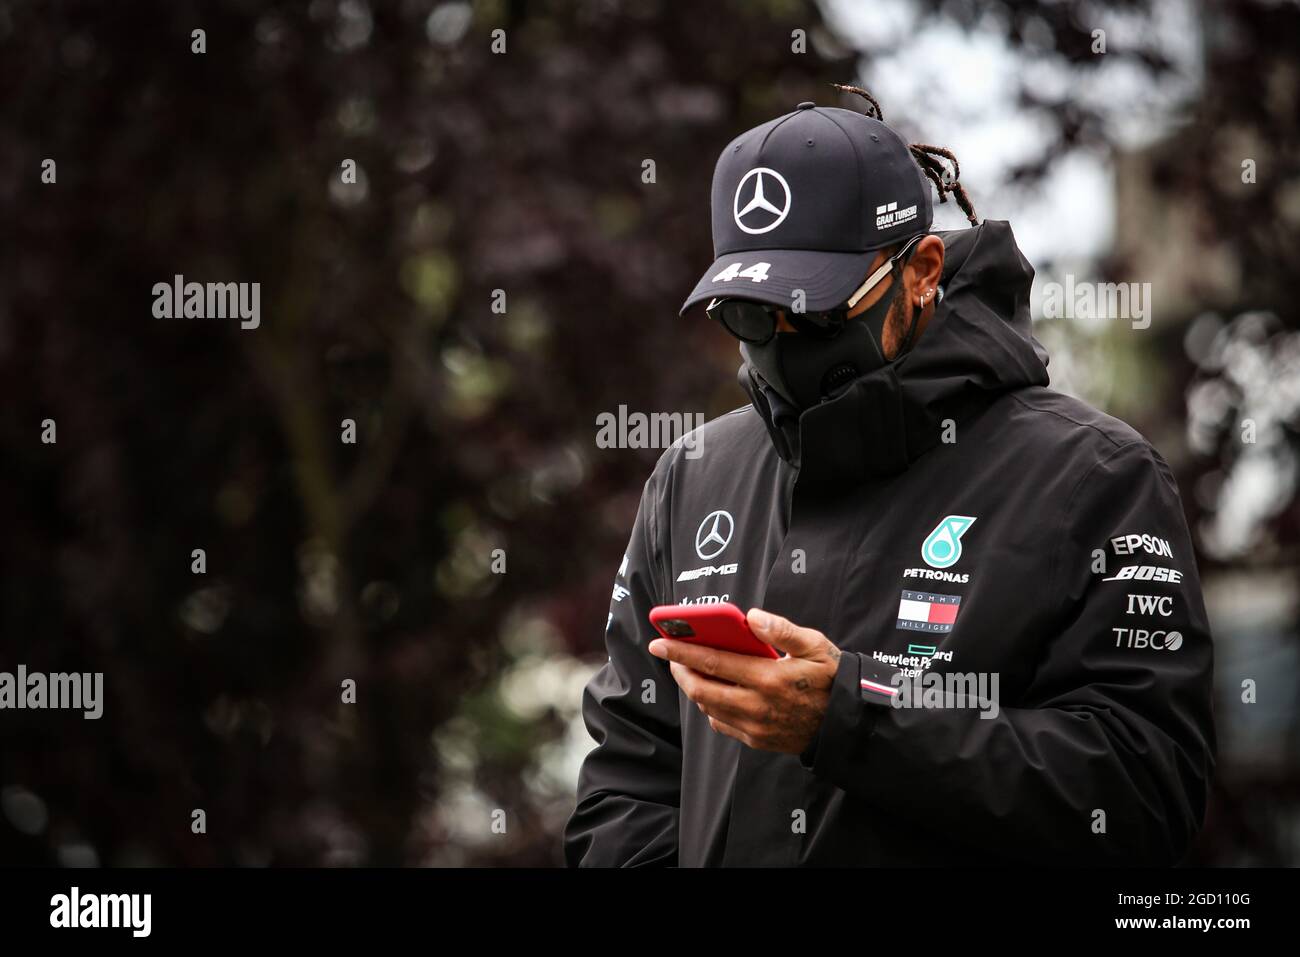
747,608,825,659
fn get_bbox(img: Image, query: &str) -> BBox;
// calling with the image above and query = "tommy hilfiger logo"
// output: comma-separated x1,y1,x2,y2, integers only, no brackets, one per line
896,590,962,634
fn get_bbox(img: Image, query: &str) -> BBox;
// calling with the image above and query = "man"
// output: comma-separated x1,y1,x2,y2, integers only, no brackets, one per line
564,91,1215,866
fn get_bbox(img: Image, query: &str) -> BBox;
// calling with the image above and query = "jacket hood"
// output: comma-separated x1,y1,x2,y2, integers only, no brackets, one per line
739,218,1050,488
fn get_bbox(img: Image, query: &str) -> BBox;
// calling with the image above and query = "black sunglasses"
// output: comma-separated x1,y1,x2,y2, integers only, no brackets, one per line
707,233,924,345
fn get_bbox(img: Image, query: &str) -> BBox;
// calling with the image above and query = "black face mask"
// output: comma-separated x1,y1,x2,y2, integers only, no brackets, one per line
740,277,910,410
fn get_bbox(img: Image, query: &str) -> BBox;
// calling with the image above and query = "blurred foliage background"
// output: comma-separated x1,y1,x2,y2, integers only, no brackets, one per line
0,0,1296,866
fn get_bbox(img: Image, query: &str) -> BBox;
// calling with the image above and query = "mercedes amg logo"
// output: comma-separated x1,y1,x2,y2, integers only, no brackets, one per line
733,167,791,235
694,510,735,560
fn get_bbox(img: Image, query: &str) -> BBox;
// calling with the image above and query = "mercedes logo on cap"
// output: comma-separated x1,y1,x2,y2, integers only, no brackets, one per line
733,167,791,235
694,510,735,560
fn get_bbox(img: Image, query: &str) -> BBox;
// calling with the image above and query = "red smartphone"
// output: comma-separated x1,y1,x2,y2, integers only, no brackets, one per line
648,602,780,659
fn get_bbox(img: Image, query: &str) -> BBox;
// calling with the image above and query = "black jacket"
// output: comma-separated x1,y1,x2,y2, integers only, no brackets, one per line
564,220,1215,866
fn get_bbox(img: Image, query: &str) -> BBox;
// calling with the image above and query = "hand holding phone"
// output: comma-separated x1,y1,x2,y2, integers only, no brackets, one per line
648,602,780,659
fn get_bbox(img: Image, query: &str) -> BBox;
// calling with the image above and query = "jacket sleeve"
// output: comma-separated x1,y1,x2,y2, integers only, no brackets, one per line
564,474,682,867
799,440,1216,865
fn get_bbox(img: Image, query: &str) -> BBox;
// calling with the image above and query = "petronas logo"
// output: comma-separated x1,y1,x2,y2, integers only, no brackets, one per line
921,515,977,569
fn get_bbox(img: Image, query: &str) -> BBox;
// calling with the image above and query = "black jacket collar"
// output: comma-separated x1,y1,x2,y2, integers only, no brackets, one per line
739,220,1051,489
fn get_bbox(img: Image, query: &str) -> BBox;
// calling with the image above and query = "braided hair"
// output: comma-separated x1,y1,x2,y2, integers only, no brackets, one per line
830,82,979,226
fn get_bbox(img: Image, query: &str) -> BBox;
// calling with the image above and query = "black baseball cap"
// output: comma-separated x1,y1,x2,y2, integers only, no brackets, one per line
679,101,933,315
